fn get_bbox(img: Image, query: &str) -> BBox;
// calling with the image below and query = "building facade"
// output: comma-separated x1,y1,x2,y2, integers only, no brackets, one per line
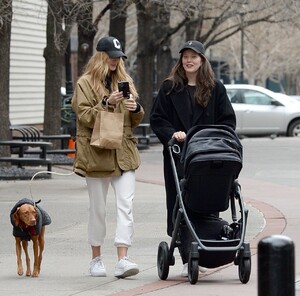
10,0,47,125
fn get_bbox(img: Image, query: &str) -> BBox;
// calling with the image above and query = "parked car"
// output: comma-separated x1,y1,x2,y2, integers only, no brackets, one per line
290,95,300,102
224,84,300,137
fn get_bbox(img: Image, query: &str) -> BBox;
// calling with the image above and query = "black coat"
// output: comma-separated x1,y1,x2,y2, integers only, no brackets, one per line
150,79,236,236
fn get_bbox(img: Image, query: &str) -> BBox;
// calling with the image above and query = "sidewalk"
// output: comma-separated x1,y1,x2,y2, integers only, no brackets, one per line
0,139,299,296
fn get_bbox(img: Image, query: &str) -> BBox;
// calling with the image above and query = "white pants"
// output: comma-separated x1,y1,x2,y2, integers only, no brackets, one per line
86,170,135,247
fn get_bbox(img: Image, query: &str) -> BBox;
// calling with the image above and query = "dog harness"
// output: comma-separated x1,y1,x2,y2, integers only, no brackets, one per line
10,198,51,241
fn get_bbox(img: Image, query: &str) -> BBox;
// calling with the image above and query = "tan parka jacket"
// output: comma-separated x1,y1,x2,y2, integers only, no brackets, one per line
72,75,144,177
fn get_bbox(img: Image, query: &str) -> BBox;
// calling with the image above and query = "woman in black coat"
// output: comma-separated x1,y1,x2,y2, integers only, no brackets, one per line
150,40,236,276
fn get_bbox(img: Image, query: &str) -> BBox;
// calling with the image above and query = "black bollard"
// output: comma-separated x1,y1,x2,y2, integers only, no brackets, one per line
258,235,295,296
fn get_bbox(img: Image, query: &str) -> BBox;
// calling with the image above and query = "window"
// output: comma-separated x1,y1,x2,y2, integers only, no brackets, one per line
227,90,243,103
243,90,273,105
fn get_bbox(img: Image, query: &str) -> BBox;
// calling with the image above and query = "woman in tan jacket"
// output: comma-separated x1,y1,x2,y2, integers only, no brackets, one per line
72,36,144,278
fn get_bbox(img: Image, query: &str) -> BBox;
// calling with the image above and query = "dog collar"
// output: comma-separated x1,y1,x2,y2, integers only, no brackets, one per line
19,221,37,236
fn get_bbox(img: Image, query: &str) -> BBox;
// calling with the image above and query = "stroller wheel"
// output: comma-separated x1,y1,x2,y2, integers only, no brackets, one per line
239,257,251,284
157,241,171,280
188,242,199,285
188,257,199,285
238,242,251,284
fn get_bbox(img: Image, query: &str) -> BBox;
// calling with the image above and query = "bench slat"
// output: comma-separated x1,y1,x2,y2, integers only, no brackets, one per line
24,149,76,155
0,157,52,171
0,140,52,147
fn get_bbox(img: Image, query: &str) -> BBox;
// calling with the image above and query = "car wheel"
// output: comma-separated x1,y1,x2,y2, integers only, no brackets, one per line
287,120,300,137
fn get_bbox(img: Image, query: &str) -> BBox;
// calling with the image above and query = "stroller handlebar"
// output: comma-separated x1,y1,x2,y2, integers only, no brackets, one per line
168,137,177,147
168,138,182,155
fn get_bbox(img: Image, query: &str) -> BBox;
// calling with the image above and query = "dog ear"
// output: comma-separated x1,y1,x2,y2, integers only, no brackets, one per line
12,207,20,226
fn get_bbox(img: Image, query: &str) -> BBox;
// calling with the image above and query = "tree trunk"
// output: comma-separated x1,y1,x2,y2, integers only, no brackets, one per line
77,0,95,77
155,6,173,90
156,45,174,90
135,3,157,122
43,1,65,147
0,0,13,160
109,0,127,50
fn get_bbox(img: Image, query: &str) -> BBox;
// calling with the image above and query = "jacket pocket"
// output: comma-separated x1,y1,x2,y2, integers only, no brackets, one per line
76,136,115,173
86,145,116,172
118,136,140,171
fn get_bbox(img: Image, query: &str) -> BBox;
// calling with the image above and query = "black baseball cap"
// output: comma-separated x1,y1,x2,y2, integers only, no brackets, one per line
179,40,205,56
96,36,127,59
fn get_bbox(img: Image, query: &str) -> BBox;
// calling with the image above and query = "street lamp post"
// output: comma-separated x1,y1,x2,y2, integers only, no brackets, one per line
240,13,245,83
65,41,73,95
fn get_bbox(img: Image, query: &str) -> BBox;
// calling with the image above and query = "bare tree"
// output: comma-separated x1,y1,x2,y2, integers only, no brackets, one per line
134,0,188,121
76,0,129,81
43,0,82,144
109,0,127,49
155,5,173,89
135,2,159,122
131,0,300,121
215,2,300,92
77,0,97,77
77,0,123,79
47,0,300,124
166,0,297,47
0,0,12,160
3,0,300,145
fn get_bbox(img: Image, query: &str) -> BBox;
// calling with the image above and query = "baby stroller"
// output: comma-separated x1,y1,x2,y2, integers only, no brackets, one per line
157,125,251,285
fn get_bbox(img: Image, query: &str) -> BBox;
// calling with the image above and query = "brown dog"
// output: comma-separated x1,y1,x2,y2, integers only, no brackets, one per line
10,198,51,277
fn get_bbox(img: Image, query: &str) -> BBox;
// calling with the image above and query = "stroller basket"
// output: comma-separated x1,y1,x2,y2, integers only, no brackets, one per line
198,239,240,268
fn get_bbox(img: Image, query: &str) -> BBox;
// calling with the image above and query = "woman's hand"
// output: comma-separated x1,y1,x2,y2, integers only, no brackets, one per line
106,90,124,105
172,131,186,142
124,95,137,112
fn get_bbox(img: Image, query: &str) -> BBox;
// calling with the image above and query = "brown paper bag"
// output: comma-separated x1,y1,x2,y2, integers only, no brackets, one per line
90,109,124,149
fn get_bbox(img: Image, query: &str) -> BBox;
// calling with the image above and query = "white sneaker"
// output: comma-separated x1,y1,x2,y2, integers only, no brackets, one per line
89,256,107,277
181,263,188,277
114,256,139,278
181,263,207,277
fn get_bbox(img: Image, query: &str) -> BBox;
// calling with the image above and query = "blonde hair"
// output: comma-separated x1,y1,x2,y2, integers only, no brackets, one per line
167,53,215,107
82,51,138,99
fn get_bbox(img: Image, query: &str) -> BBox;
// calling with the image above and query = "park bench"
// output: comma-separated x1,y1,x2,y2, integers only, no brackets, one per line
133,123,151,150
0,140,52,171
133,123,159,149
10,125,76,155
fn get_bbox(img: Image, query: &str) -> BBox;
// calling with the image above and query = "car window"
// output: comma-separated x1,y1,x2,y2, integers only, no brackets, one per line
226,89,243,103
243,90,273,105
226,88,276,105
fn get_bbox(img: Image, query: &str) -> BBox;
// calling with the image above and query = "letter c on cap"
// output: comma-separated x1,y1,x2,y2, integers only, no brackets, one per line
113,38,121,49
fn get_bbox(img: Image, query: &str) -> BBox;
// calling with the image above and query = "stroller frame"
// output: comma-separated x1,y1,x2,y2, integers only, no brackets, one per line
157,125,251,285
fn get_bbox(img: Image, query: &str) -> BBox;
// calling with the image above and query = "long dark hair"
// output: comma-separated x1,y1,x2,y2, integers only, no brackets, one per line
166,53,215,107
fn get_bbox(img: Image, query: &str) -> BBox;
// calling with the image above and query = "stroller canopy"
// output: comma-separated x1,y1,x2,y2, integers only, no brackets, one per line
180,125,243,213
181,125,243,178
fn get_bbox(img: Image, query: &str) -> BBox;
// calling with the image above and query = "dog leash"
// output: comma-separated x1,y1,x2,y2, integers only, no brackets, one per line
29,170,75,204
